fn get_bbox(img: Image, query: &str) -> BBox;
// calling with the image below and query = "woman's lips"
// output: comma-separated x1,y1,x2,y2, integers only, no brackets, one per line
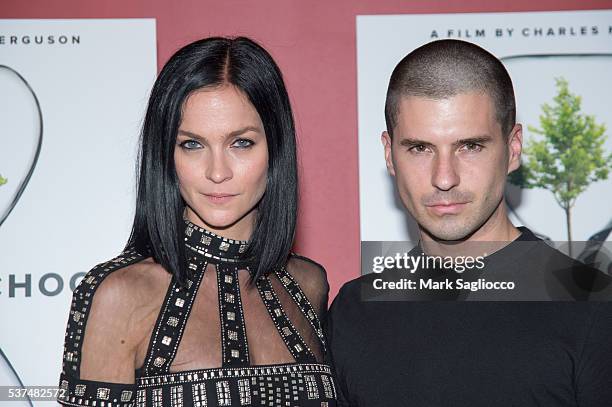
427,202,468,215
203,193,237,204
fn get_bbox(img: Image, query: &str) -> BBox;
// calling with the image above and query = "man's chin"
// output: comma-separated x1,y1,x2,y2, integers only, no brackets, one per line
419,220,476,242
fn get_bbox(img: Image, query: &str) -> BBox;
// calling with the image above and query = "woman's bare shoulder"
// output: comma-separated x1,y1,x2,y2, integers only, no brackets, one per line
75,256,171,381
95,257,171,301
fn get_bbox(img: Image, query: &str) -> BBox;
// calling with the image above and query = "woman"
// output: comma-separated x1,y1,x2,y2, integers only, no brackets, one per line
58,37,337,407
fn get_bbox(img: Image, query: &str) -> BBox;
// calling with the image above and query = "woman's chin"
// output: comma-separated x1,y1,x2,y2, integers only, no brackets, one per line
196,216,237,229
191,214,251,236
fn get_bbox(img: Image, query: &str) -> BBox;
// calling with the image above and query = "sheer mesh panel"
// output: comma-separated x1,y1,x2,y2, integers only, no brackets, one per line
168,262,222,372
167,257,328,372
77,255,329,376
79,259,170,381
58,225,337,407
241,269,297,365
268,272,324,362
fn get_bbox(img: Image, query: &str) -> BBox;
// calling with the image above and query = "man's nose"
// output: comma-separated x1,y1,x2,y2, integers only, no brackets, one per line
431,153,459,191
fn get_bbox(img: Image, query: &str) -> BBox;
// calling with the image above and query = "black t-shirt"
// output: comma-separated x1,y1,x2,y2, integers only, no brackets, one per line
359,227,612,301
327,228,612,406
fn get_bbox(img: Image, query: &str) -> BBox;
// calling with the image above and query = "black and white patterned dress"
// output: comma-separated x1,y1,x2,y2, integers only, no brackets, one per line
58,219,337,407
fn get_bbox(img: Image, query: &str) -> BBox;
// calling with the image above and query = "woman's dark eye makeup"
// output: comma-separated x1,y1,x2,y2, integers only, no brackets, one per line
232,138,255,148
178,137,256,150
179,139,202,150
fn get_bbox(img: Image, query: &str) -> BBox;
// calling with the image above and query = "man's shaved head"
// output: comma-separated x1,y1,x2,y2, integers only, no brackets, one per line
384,39,516,138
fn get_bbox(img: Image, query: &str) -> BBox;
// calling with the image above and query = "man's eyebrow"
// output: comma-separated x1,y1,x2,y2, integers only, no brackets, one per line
398,137,435,148
452,135,493,147
177,126,262,141
397,135,493,149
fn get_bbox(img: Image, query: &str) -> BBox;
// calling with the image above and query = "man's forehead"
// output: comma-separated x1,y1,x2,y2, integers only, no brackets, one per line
394,92,500,142
396,91,495,112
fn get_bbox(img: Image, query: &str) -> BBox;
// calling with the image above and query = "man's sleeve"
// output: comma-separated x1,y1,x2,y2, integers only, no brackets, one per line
575,303,612,406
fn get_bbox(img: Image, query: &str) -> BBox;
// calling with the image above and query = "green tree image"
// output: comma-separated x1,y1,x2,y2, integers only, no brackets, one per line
0,174,6,186
509,77,612,256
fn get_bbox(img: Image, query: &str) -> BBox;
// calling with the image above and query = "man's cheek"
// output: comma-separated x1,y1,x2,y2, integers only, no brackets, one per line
399,182,420,211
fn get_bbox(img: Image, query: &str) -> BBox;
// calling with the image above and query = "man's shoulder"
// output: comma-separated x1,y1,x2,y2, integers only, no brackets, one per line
524,238,612,298
330,271,397,316
334,272,377,299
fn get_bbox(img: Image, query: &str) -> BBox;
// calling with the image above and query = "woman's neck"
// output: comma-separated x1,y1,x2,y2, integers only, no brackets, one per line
183,207,255,242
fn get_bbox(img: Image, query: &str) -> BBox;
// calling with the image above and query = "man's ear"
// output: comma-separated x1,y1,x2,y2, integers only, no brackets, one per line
507,123,523,174
381,131,396,176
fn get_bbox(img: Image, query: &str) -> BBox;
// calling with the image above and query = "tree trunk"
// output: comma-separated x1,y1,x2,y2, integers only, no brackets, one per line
565,178,573,258
565,206,573,258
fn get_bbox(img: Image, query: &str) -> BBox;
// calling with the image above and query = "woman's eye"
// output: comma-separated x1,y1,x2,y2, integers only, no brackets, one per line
232,138,254,149
179,140,202,150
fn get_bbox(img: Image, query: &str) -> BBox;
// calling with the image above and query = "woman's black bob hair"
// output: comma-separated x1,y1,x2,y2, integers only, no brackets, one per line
125,36,298,285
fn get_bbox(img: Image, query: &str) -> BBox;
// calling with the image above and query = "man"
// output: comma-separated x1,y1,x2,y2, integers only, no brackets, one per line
327,39,612,406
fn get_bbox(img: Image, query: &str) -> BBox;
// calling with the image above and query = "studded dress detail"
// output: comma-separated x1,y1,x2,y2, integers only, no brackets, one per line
58,220,337,407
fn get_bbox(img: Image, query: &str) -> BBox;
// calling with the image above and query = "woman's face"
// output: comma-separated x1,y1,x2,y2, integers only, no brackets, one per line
174,85,268,241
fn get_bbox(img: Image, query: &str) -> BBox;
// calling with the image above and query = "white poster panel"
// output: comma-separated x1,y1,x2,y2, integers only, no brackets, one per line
357,10,612,245
0,19,156,403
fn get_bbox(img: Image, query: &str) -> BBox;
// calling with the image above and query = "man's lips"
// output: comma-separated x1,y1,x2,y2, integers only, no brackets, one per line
426,201,469,215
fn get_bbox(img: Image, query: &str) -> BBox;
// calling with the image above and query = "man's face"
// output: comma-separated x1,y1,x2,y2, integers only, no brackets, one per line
382,92,521,241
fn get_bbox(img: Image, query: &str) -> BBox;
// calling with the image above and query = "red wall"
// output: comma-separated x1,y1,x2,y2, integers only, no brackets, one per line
3,0,611,299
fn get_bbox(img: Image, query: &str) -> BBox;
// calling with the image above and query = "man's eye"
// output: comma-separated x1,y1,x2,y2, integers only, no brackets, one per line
462,143,483,152
409,145,428,153
179,140,202,150
232,139,255,149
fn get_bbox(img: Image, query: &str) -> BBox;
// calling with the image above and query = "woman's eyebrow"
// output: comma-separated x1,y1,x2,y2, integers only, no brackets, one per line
177,129,205,141
177,126,261,140
227,125,262,138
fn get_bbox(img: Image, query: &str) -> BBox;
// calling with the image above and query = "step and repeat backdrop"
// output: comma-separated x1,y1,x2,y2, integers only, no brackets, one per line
358,10,612,246
0,19,156,405
1,6,611,405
